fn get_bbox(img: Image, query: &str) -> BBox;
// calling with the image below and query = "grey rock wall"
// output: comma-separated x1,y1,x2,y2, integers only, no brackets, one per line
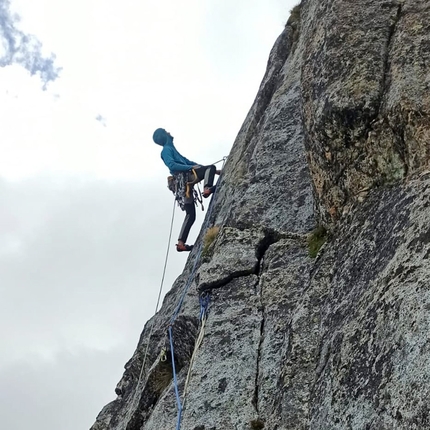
301,0,430,221
212,17,315,234
91,1,430,429
310,174,430,430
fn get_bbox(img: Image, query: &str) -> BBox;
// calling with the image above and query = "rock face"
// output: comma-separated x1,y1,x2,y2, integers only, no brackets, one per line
301,0,430,221
91,1,430,429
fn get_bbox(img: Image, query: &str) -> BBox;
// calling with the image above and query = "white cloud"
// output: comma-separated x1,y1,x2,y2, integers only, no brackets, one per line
0,0,60,86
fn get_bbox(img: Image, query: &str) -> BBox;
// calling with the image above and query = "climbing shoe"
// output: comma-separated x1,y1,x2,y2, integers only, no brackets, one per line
176,243,193,252
203,186,216,198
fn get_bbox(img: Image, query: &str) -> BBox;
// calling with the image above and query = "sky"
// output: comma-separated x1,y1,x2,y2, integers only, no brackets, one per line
0,0,297,428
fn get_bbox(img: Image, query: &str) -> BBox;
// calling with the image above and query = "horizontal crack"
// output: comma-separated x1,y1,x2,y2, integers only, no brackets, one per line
198,268,256,293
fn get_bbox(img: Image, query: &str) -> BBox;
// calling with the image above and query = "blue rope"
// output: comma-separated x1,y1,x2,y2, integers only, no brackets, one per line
168,159,226,430
169,241,203,325
199,293,210,320
168,325,183,430
169,296,210,430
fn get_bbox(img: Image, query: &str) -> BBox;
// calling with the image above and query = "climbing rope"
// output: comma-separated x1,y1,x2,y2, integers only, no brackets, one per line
169,157,226,326
168,157,227,430
125,156,227,430
124,198,176,427
211,157,227,165
182,293,210,405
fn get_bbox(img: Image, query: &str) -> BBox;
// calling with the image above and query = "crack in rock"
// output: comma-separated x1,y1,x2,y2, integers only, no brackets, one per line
197,227,267,292
376,3,403,119
252,302,266,415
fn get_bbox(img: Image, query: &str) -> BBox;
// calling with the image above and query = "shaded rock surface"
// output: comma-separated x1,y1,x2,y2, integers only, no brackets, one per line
301,0,430,221
91,1,430,429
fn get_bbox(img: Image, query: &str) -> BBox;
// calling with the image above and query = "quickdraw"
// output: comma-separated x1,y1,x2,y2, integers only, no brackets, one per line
159,347,167,363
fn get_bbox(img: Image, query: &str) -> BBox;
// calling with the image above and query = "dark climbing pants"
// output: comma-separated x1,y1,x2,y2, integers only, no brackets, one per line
177,165,216,243
193,165,216,188
178,202,196,243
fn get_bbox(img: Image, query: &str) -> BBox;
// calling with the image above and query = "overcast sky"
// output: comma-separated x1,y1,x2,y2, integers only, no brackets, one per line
0,1,296,428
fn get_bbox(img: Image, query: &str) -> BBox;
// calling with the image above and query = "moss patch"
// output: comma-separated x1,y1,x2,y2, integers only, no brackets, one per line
308,225,328,258
202,226,220,257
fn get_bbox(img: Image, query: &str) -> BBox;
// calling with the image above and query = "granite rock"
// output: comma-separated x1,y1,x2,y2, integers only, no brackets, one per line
91,1,430,429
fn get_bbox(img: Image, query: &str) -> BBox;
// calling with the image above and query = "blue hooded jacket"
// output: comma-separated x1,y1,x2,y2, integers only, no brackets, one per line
153,128,197,175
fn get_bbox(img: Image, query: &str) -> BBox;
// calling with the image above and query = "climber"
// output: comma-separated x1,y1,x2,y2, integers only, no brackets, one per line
153,128,219,252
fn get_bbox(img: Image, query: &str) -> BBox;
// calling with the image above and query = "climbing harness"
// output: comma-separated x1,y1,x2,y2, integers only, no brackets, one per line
168,171,204,211
168,156,227,430
167,157,225,212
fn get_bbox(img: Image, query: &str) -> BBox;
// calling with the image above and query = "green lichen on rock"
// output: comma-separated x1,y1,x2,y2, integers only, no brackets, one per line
307,225,328,258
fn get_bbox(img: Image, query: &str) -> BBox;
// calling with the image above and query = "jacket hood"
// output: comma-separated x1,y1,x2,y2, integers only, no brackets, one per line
153,128,173,146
